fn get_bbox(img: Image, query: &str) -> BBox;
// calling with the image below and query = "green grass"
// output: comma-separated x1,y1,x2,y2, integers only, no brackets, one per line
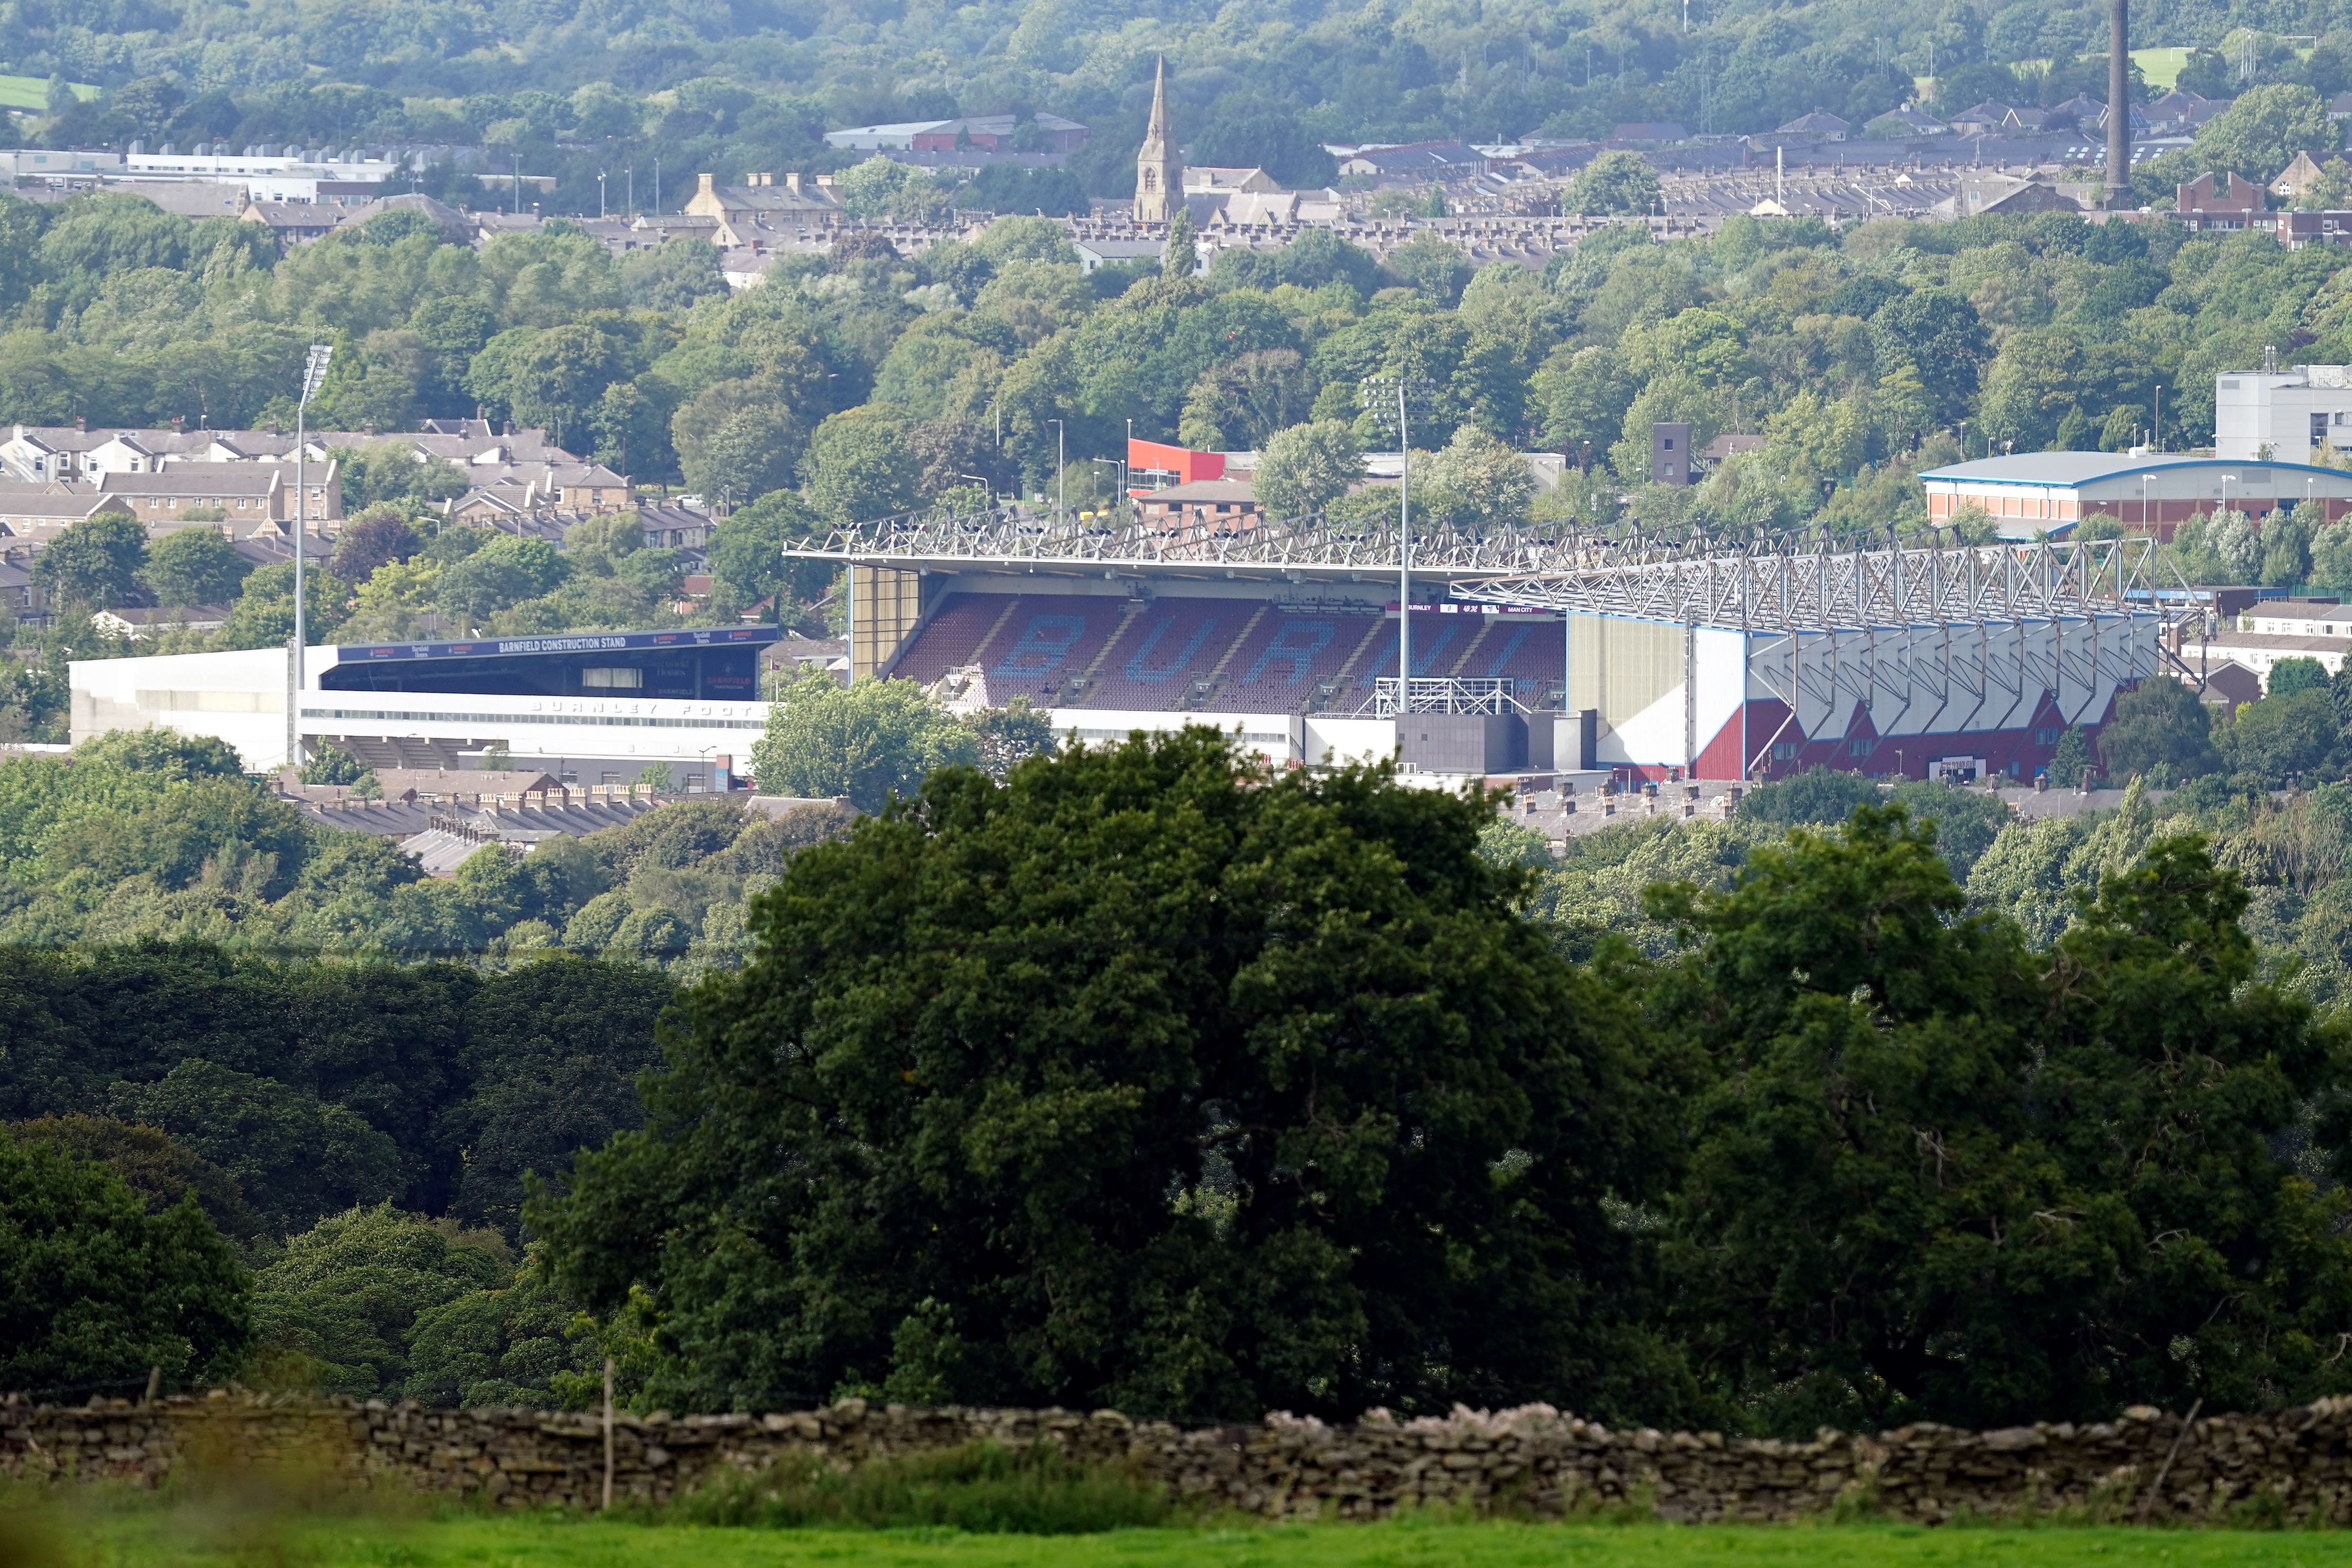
0,75,97,111
35,1510,2352,1568
661,1441,1177,1532
2132,49,2194,92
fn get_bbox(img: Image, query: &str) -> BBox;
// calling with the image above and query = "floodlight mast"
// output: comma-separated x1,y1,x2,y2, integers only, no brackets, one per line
1361,376,1435,712
289,343,332,769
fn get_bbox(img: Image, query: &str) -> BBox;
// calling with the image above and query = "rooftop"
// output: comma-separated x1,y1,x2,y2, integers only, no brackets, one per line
1921,453,2352,485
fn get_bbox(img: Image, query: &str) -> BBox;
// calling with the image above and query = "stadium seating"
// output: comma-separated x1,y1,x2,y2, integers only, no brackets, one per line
887,593,1564,715
1070,599,1232,710
1200,612,1376,712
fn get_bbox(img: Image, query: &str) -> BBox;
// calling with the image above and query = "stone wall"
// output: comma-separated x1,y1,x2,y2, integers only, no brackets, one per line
9,1390,2352,1524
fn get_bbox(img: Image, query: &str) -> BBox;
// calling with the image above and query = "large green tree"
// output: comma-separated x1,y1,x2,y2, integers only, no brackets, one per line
1650,807,2352,1431
749,670,980,811
536,729,1680,1422
141,526,251,608
33,509,148,611
0,1129,250,1393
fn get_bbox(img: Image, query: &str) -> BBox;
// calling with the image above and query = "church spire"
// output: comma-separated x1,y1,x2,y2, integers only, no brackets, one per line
1144,55,1171,150
1133,55,1182,224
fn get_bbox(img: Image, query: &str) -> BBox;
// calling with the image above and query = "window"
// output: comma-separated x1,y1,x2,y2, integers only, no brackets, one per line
1771,742,1800,761
582,667,642,689
1846,737,1872,757
2034,725,2063,745
1660,435,1675,451
600,771,621,786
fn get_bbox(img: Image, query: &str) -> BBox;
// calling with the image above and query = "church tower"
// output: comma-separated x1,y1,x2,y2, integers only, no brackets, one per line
1133,56,1182,224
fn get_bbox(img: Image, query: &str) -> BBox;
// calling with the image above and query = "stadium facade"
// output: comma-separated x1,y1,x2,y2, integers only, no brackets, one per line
72,626,774,789
69,506,2187,789
807,507,2183,785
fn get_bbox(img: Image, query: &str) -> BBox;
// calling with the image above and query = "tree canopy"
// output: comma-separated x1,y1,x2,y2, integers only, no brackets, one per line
1649,807,2352,1430
0,1128,250,1395
537,729,1680,1422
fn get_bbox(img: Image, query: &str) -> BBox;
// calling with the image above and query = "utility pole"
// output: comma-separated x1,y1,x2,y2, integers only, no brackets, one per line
289,342,332,771
598,169,606,219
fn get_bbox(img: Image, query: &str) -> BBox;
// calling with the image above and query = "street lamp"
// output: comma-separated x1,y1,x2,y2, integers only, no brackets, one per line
1048,419,1065,517
290,342,332,771
598,169,606,220
955,473,993,508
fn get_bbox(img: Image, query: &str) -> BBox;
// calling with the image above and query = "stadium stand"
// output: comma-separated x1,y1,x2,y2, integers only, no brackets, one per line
884,592,1564,716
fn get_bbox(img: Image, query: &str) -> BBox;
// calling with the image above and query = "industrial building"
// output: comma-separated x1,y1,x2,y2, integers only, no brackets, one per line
72,626,777,788
2215,364,2352,462
1920,452,2352,537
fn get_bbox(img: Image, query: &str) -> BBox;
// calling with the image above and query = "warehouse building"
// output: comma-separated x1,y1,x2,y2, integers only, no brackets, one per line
1920,452,2352,538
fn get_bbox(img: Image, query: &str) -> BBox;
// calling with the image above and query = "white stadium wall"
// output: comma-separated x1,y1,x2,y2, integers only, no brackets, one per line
73,645,772,780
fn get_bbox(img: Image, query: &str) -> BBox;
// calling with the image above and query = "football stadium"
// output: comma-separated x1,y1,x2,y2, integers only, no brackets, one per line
69,498,2186,789
804,503,2182,786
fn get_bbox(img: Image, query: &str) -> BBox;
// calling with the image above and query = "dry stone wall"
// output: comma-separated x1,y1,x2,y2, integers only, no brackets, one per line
9,1390,2352,1524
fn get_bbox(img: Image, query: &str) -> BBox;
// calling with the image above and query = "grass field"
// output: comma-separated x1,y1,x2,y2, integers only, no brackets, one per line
34,1512,2352,1568
0,75,97,111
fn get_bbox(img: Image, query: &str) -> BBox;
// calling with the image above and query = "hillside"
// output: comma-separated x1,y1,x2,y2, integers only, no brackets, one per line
14,0,2351,165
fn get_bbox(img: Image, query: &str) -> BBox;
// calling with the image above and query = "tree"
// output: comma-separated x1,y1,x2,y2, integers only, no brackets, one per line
2271,655,2332,699
2045,724,2092,786
248,1206,511,1397
219,560,349,650
402,1262,593,1408
1651,808,2352,1430
749,668,980,810
111,1059,407,1237
1563,151,1662,216
1533,345,1637,460
709,489,828,609
1251,420,1361,518
801,409,921,525
142,526,250,608
1189,99,1338,188
33,509,147,610
301,741,375,788
831,155,917,218
673,381,806,505
1385,234,1473,307
0,1129,250,1393
2223,687,2340,784
9,1114,261,1241
2098,678,2221,780
964,164,1090,217
1739,764,1880,826
2193,84,2335,183
1163,208,1197,280
966,697,1055,779
1177,350,1311,452
1868,293,1989,428
1418,424,1537,523
536,729,1677,1422
329,505,423,583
